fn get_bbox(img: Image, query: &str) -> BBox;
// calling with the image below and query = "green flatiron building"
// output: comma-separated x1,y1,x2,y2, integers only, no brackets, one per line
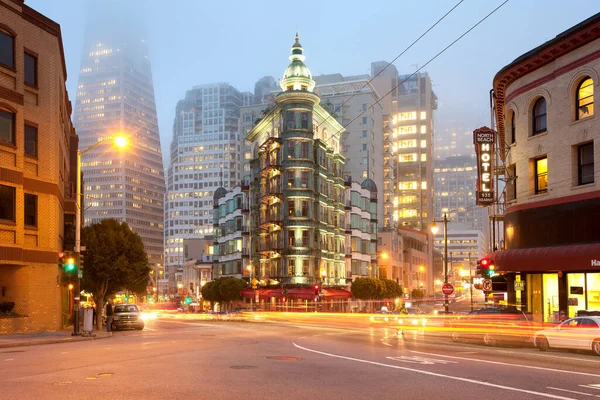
246,35,349,287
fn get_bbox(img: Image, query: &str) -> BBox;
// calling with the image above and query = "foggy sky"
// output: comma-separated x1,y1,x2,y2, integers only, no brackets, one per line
26,0,600,167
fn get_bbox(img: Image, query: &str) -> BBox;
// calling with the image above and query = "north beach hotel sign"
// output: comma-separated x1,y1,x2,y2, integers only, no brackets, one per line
473,127,495,206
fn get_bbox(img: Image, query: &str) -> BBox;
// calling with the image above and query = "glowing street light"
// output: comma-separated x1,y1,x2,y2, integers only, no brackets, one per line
73,134,129,335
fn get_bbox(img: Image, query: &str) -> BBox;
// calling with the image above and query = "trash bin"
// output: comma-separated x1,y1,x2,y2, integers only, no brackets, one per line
83,307,94,333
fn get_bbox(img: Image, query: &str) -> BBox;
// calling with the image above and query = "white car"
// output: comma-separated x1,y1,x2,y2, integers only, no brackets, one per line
533,316,600,356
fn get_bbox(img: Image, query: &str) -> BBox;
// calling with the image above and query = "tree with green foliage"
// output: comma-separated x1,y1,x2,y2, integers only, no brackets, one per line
81,219,150,329
411,288,425,300
200,280,218,303
380,279,403,299
201,277,247,310
351,278,384,300
218,277,247,306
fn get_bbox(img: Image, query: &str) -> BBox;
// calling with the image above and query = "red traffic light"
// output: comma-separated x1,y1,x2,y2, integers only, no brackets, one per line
481,258,489,266
314,284,319,290
58,251,65,258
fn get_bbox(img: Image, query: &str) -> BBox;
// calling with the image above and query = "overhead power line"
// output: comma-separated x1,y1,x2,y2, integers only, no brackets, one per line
315,0,465,130
325,0,511,143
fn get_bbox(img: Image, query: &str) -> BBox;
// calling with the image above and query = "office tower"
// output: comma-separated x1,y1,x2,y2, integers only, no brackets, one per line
74,4,166,268
165,84,243,290
315,74,384,225
434,155,487,232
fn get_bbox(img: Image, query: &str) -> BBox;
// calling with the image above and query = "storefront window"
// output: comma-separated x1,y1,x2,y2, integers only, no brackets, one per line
588,273,600,312
526,274,543,322
543,274,559,323
567,273,586,318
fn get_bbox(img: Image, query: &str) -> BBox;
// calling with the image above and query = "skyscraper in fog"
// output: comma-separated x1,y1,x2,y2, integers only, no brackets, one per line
73,3,166,267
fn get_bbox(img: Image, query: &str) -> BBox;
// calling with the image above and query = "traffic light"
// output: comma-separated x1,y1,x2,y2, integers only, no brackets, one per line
314,284,319,296
79,252,85,270
65,256,76,272
185,296,192,305
476,258,496,277
58,251,65,269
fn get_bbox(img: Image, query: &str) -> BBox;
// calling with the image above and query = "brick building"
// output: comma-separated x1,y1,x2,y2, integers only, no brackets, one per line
0,0,76,333
490,12,600,322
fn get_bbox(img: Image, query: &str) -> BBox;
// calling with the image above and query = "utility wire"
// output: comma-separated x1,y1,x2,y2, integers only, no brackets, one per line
315,0,465,130
325,0,511,143
252,0,465,139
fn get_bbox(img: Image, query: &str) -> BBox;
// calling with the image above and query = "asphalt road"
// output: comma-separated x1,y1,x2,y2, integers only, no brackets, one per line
1,317,600,400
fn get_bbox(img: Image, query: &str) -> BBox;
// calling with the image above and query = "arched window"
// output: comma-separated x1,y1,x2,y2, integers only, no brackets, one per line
509,111,516,144
577,77,594,120
533,98,547,136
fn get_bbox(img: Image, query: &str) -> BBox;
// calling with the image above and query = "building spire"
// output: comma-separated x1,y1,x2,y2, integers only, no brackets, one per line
280,32,315,92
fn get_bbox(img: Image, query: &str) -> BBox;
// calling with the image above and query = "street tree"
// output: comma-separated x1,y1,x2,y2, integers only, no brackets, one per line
81,219,150,329
218,277,247,310
351,278,385,311
380,278,403,300
201,277,247,310
200,280,218,305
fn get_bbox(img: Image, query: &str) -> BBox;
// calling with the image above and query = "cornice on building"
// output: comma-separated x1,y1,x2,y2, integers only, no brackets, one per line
493,12,600,160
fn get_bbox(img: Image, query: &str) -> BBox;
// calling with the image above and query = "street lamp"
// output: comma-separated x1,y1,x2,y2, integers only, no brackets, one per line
431,213,449,314
73,135,127,335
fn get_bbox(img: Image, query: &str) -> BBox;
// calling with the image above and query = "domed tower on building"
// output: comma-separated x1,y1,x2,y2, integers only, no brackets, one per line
245,34,350,292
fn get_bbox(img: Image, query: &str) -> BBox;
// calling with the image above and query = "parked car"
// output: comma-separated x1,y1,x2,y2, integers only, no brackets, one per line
533,316,600,356
450,306,533,346
111,304,144,331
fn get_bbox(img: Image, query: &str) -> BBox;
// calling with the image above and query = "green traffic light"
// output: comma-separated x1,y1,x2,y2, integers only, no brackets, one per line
65,257,76,272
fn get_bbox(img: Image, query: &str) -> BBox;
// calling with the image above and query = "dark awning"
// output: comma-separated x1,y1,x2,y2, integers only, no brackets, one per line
489,243,600,272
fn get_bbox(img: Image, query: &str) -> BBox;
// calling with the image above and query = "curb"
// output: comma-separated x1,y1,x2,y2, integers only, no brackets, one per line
0,333,111,349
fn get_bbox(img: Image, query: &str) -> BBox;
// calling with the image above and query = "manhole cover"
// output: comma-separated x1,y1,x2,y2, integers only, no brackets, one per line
265,356,303,361
230,365,257,370
1,350,25,354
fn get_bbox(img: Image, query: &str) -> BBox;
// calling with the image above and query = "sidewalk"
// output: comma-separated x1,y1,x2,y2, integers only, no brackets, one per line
0,327,112,349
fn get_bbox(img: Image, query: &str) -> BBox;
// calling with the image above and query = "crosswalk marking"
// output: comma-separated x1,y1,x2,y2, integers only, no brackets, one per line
387,356,458,365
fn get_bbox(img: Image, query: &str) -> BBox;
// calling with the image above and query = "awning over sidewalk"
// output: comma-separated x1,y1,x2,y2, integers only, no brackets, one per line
240,287,353,300
489,242,600,272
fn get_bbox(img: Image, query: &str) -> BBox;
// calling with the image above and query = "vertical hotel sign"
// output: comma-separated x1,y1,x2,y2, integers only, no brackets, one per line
473,127,495,206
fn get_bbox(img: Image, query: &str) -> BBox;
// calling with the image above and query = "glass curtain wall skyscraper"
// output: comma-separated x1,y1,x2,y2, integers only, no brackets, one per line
165,84,243,289
74,4,166,267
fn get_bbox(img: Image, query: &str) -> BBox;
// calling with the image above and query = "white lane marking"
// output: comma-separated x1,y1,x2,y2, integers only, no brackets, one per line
4,358,14,361
548,387,600,398
382,343,392,347
292,343,574,400
388,356,458,365
142,342,157,345
60,352,68,354
408,350,600,378
581,385,600,391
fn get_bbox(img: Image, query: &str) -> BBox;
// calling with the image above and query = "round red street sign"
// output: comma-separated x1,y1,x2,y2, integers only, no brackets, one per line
441,283,454,295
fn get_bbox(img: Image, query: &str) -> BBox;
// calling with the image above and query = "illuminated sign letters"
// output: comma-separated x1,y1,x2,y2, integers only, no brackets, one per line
473,128,495,206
